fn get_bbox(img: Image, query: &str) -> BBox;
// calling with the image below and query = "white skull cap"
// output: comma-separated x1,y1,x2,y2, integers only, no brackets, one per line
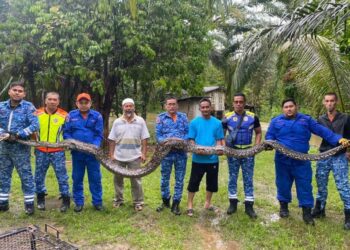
122,98,135,105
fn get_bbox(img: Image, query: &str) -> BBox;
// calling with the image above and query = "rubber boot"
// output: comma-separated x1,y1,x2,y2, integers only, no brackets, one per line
311,200,326,218
156,197,171,212
37,193,46,210
302,207,315,226
25,203,34,215
0,202,9,212
60,196,70,213
244,201,257,219
279,202,289,218
171,200,181,215
227,199,238,215
344,209,350,230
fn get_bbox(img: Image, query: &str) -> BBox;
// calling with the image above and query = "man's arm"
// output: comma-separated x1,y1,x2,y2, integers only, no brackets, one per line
254,127,262,145
155,115,164,143
265,119,276,141
63,113,73,140
18,104,39,138
309,117,341,146
109,140,116,160
93,113,104,147
141,138,147,162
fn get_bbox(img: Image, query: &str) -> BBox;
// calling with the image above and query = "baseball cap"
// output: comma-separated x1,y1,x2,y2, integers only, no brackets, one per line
122,98,134,105
77,93,91,102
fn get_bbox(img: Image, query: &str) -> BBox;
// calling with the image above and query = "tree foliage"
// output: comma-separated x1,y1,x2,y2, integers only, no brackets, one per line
0,0,212,127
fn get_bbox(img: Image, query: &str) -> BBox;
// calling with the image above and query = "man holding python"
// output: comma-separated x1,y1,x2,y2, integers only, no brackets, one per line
266,98,350,226
222,93,262,218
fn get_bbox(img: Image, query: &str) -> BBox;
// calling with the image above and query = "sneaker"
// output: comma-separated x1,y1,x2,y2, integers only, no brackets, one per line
134,204,143,211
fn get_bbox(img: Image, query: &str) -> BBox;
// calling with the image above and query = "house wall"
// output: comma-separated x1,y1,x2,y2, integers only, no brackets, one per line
208,91,225,111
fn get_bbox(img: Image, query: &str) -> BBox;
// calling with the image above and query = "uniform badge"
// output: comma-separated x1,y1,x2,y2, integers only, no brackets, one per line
244,117,248,121
232,117,238,122
53,118,58,124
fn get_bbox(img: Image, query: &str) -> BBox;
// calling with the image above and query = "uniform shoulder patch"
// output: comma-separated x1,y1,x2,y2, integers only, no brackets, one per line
225,111,234,118
246,111,255,117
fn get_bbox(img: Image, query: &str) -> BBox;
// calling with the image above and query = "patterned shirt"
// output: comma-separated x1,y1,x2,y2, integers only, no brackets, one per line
155,112,189,142
0,99,39,138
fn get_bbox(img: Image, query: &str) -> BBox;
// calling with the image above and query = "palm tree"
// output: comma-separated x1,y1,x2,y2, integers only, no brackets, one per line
233,1,350,112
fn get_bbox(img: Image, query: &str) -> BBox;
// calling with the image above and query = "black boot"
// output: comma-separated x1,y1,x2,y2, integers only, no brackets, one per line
156,197,171,212
227,199,238,215
244,201,257,219
0,202,9,212
279,202,289,218
37,193,45,210
25,203,34,215
60,196,70,213
344,209,350,230
311,200,326,218
302,207,315,226
171,200,181,215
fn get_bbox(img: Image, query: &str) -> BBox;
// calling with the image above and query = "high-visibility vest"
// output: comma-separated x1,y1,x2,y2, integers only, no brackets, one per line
36,107,67,153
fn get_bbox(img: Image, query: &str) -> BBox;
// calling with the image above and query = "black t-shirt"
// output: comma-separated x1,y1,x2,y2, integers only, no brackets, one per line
318,112,350,154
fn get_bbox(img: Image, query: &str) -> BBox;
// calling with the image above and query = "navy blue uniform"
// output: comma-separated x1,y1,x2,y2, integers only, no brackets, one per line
156,112,188,202
0,100,39,206
223,111,260,202
266,113,341,207
63,109,103,207
316,112,350,209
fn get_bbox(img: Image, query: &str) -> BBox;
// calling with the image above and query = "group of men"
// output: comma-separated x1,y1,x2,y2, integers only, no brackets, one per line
1,82,350,230
155,93,350,230
0,82,149,214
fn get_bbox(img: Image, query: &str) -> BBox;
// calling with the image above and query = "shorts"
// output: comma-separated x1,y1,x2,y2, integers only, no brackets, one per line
187,161,219,193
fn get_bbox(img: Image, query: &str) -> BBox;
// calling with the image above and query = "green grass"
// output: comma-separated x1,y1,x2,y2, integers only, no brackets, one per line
0,119,349,249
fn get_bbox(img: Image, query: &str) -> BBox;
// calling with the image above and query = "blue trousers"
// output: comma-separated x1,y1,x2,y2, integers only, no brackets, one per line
275,157,313,207
227,156,255,201
0,142,35,205
316,154,350,209
72,151,102,206
35,150,70,196
160,152,187,202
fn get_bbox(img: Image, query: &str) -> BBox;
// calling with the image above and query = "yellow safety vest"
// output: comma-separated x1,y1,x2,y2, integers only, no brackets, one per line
36,107,67,152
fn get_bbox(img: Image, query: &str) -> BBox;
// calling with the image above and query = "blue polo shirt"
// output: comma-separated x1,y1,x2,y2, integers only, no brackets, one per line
188,116,224,163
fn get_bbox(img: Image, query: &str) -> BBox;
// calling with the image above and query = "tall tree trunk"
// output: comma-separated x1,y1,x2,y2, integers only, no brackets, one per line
61,76,71,111
24,53,39,106
140,82,149,120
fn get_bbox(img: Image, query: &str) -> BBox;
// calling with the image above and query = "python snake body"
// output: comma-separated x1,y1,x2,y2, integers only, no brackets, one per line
0,133,346,178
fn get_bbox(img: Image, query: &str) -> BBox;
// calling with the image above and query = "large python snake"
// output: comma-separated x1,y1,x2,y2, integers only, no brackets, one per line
0,133,347,178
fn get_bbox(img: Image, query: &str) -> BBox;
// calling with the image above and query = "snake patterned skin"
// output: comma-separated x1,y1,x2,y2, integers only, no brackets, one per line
0,133,346,178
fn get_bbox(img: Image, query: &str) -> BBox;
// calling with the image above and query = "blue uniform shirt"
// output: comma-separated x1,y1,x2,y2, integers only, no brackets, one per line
266,113,341,156
155,112,189,142
188,116,224,163
0,99,39,138
63,109,103,147
222,111,260,147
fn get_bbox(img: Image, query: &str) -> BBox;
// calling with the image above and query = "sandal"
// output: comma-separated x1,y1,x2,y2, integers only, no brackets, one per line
206,205,219,213
113,200,124,208
187,208,194,217
134,204,143,211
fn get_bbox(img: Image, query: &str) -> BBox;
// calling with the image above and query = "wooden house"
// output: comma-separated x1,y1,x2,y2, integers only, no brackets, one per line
203,86,225,120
